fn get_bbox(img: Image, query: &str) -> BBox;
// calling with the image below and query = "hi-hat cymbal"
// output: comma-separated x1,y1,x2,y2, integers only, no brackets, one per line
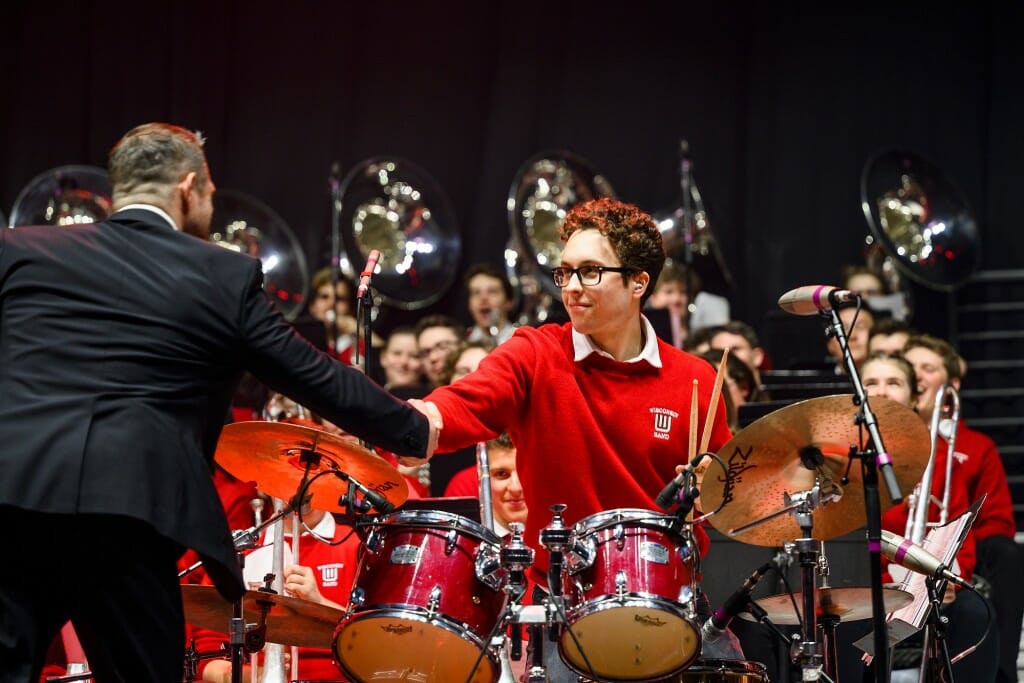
740,586,913,625
699,395,929,546
215,421,408,513
182,585,343,648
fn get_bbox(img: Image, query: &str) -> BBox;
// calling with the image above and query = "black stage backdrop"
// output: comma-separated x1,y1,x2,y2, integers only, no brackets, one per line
1,0,1021,348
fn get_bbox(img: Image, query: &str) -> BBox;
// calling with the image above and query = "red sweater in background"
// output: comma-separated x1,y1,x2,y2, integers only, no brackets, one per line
881,448,976,581
949,421,1017,540
425,323,732,576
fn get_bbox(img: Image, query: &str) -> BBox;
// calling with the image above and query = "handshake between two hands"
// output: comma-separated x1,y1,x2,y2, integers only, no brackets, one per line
405,399,443,465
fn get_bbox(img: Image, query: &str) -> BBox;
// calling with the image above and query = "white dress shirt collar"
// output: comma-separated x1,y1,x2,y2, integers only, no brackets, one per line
571,314,663,368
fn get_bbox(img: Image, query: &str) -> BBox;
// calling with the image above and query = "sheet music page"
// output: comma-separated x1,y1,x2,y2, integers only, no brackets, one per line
856,496,984,659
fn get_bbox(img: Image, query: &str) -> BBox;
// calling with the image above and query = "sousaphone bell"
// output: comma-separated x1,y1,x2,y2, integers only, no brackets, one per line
334,158,461,311
860,149,981,293
7,164,112,228
209,189,310,321
506,150,615,323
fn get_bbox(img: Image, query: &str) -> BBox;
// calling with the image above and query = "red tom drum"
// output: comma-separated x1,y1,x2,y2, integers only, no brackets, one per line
332,510,506,683
560,508,701,681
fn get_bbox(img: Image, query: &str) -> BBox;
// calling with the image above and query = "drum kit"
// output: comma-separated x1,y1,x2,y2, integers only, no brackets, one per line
157,384,933,683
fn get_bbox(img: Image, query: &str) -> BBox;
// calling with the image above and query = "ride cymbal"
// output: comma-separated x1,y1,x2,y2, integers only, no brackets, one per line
740,586,913,625
182,585,343,648
215,421,408,513
699,395,929,546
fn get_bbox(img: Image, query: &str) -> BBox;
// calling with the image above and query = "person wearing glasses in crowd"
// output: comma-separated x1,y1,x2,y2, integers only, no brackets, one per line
413,314,464,387
403,197,732,680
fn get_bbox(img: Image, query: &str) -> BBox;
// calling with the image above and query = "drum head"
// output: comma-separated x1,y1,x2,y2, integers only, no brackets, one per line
334,609,497,683
559,602,700,680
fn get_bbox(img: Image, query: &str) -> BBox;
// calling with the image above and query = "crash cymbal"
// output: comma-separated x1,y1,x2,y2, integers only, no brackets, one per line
699,395,929,546
215,421,408,513
182,585,343,648
740,586,913,625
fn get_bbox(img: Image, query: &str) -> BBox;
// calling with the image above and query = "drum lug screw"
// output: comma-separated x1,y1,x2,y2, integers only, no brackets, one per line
445,528,458,555
427,584,442,615
615,570,629,598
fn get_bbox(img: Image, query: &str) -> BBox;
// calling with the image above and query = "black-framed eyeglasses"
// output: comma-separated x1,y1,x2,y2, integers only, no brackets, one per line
551,265,633,288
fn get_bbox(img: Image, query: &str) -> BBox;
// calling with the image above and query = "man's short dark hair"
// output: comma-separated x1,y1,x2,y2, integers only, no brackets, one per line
464,262,514,302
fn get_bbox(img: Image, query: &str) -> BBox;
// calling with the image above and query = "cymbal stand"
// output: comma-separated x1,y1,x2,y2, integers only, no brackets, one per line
225,499,300,683
822,301,902,683
918,578,954,683
181,640,229,683
789,492,826,682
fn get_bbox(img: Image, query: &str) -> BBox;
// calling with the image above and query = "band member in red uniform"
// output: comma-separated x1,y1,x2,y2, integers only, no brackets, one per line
405,197,731,680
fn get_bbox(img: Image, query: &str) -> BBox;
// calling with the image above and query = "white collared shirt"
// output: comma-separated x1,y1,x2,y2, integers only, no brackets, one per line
571,314,663,368
115,203,181,232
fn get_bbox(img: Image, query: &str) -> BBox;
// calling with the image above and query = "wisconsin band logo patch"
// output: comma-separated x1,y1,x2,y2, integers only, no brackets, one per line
650,407,678,440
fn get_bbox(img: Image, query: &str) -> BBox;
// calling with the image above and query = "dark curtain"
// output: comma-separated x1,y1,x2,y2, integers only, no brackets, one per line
2,0,1021,349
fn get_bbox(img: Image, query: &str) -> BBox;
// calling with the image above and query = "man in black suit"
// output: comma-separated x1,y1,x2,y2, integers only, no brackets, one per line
0,123,437,682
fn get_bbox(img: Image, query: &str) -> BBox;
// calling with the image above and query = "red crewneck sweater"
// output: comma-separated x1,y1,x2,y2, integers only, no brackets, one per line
426,323,732,577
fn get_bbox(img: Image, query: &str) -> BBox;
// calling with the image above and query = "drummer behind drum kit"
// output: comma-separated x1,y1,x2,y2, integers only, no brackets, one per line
178,386,949,683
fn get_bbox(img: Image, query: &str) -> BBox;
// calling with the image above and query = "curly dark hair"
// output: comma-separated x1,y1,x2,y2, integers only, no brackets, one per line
559,197,665,303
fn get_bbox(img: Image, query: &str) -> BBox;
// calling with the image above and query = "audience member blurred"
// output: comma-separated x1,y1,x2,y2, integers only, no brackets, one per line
465,263,517,345
428,340,496,495
444,433,527,537
414,314,465,387
867,316,914,356
379,325,429,397
902,334,1022,682
841,263,908,321
308,268,358,363
683,325,717,355
824,304,875,374
440,339,496,386
708,321,770,394
646,262,729,348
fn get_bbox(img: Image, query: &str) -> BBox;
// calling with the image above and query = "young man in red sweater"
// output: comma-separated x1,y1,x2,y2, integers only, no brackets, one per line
407,197,733,680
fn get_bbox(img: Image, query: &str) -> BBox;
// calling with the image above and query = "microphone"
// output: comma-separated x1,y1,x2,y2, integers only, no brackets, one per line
702,562,773,640
880,530,975,590
777,285,859,316
355,249,381,300
655,455,703,510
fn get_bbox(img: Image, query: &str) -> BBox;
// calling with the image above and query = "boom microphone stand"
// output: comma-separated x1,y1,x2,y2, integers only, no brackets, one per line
821,296,903,683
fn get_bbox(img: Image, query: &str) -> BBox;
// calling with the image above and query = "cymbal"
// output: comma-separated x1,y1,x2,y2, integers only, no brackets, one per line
182,584,343,648
699,395,929,546
215,421,408,513
740,586,914,625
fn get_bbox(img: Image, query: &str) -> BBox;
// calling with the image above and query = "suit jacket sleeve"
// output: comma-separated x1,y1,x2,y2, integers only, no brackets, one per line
236,263,428,457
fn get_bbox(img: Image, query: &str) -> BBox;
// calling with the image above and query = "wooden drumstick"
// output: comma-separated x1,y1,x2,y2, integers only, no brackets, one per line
699,347,730,456
688,379,699,464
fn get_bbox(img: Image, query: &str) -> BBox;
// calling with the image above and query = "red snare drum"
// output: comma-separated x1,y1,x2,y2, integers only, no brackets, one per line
560,508,701,681
332,510,506,683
